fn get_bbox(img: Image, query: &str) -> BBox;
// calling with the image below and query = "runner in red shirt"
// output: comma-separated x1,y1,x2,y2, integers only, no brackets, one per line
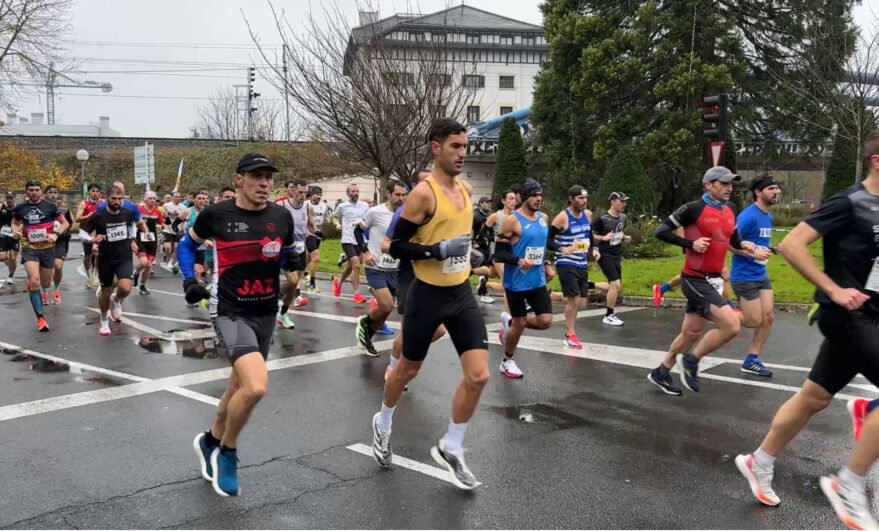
135,191,163,295
647,166,755,396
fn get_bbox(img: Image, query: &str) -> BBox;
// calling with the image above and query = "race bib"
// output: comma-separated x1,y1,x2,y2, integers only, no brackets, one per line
525,246,545,264
0,225,11,237
706,276,724,296
610,232,623,246
573,239,589,252
293,241,306,253
866,258,879,293
441,249,471,274
26,227,48,242
106,224,128,242
378,253,398,269
754,246,769,266
139,232,156,242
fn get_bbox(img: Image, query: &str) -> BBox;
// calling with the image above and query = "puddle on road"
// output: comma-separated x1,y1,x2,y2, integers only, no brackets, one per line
136,336,225,361
3,348,123,386
493,403,588,430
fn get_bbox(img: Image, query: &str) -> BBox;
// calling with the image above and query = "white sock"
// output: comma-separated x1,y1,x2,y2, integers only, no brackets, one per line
100,311,108,321
754,447,775,469
839,466,866,491
388,356,398,371
441,420,469,455
377,403,395,431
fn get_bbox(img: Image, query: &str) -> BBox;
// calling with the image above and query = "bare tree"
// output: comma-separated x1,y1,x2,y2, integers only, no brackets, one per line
769,22,879,182
0,0,73,111
191,86,284,141
245,1,476,188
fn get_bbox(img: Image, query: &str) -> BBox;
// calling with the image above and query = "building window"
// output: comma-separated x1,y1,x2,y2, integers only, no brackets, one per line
426,74,451,87
499,75,515,89
522,36,535,46
500,36,513,46
467,106,481,123
537,36,546,45
467,34,481,44
382,71,414,86
409,32,424,41
462,75,485,88
500,106,513,116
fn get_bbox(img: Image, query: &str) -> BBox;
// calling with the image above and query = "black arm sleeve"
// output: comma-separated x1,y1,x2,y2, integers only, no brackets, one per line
730,229,743,250
546,224,562,252
654,220,693,249
493,241,519,265
387,216,442,261
654,201,703,249
354,225,367,249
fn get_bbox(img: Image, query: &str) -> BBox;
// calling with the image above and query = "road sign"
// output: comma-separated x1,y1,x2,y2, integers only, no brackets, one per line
710,141,725,167
134,143,155,184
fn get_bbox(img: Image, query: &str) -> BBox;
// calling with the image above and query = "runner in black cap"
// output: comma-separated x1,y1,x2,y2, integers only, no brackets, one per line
592,191,632,326
181,152,295,497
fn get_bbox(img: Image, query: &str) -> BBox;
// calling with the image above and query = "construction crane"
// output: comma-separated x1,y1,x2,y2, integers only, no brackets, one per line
6,63,113,124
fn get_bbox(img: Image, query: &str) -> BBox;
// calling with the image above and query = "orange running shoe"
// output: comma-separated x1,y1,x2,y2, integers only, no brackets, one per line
36,316,49,332
353,292,367,304
52,290,61,305
332,276,341,297
848,399,869,442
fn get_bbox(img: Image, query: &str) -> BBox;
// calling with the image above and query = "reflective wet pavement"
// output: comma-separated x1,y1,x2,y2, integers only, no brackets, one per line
0,258,866,529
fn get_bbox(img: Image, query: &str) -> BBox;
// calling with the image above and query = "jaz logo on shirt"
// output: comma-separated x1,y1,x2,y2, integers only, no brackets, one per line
759,228,772,238
260,236,282,261
236,278,275,296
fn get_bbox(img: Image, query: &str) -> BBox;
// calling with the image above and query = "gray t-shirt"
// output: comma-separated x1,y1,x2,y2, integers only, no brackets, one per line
336,200,369,244
593,211,627,256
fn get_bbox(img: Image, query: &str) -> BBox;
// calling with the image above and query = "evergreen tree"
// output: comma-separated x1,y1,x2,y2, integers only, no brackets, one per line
493,117,527,197
597,145,657,218
823,132,858,199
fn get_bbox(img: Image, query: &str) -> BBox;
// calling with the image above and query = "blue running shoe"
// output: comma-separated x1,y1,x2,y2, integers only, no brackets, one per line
377,322,394,335
678,353,700,392
210,446,239,496
741,355,772,377
192,432,216,481
647,368,682,396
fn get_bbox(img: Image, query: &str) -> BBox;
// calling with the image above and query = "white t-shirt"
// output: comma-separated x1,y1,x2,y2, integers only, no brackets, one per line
362,204,398,271
310,201,328,230
336,200,369,245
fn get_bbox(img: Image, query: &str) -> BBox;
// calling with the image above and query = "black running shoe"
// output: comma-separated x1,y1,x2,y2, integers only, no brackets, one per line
477,276,487,296
647,368,683,396
139,284,150,295
356,315,378,356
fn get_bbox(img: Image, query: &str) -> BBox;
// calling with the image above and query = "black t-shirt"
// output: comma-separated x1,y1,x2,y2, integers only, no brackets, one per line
593,211,627,256
805,183,879,313
56,209,73,241
0,204,13,237
13,199,62,250
472,207,491,250
191,201,294,317
86,206,137,261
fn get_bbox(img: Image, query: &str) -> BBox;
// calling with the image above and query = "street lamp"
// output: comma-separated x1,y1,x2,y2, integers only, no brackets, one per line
76,149,89,197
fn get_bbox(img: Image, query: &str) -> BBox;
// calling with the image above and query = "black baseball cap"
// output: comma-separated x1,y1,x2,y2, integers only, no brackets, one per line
25,179,41,188
236,153,279,173
45,185,58,192
609,192,630,201
4,191,13,197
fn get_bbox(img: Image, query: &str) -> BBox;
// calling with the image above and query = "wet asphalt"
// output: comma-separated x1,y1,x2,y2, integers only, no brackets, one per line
0,258,871,529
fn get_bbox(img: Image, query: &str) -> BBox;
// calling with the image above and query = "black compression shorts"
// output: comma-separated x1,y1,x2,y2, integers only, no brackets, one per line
506,286,553,318
598,255,622,282
680,273,726,319
810,305,879,395
212,314,275,365
402,279,487,361
97,258,133,288
397,268,414,315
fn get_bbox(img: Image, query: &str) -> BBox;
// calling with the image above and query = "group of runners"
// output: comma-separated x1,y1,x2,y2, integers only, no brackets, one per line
2,119,879,530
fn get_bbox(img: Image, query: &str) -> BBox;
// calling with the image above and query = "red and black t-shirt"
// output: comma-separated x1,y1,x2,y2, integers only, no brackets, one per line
664,198,739,277
138,205,162,241
13,199,63,250
191,200,294,317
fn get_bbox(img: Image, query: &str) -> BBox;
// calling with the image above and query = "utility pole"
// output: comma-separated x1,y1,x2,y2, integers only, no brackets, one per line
247,67,259,141
283,44,290,142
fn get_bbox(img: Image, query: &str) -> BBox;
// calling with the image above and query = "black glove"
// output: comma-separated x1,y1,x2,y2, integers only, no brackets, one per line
183,277,210,304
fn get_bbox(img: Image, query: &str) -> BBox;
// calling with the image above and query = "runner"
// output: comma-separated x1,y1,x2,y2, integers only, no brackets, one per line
354,179,406,356
471,195,495,303
592,192,632,326
371,119,488,490
653,268,735,308
332,184,369,303
203,187,237,284
181,153,294,497
43,187,73,305
0,191,19,284
729,176,779,377
646,166,754,396
305,186,327,292
734,134,879,527
10,179,70,331
494,179,556,378
477,190,518,302
87,185,145,336
550,185,600,349
162,191,186,272
177,191,209,285
134,191,163,295
275,179,313,329
75,184,101,288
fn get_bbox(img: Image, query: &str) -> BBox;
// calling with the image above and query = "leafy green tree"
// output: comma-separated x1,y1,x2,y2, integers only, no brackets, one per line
597,145,657,218
823,132,858,199
493,117,527,197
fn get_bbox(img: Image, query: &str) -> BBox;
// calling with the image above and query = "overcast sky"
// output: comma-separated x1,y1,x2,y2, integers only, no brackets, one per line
7,0,876,138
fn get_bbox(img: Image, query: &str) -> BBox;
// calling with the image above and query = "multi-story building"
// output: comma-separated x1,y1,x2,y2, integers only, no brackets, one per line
1,113,121,137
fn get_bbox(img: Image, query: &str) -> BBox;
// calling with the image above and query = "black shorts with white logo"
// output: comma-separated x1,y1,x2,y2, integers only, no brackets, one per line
402,279,487,361
212,314,276,365
680,273,726,319
810,305,879,395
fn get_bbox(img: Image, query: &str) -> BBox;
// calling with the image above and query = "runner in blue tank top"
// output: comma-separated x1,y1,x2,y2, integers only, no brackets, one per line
493,179,558,379
549,185,601,349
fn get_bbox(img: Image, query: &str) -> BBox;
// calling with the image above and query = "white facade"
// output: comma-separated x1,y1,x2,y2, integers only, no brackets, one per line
0,114,121,137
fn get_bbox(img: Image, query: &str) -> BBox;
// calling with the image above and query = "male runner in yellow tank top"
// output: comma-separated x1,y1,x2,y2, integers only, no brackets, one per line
370,118,489,490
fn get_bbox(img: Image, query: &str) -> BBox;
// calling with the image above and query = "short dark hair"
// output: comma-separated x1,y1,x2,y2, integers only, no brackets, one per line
427,118,466,145
386,179,406,194
412,170,431,186
219,186,235,195
88,183,101,192
45,185,58,193
501,189,516,201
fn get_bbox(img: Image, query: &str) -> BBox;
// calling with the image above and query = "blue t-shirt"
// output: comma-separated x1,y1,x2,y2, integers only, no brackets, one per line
503,211,548,292
730,203,772,282
97,199,141,220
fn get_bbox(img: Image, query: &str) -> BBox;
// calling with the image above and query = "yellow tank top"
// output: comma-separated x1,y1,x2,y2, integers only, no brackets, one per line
412,175,473,286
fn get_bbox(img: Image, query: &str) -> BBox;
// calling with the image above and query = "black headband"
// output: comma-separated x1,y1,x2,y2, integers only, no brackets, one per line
750,176,777,191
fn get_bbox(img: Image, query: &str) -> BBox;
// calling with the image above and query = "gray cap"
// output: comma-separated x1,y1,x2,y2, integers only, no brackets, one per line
608,192,629,201
702,166,741,184
477,196,491,204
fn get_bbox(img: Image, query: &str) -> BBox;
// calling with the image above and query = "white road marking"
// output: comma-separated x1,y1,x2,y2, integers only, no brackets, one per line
484,307,638,332
104,310,210,325
0,341,147,383
149,288,184,298
291,309,400,329
346,443,479,487
85,308,172,339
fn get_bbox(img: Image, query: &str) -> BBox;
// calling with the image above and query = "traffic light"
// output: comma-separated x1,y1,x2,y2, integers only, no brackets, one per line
701,94,728,140
248,67,256,83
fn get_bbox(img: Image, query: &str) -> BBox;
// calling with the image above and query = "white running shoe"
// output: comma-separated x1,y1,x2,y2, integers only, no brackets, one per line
498,311,512,348
821,473,879,531
500,358,523,378
602,313,624,326
110,295,123,322
480,295,495,304
98,320,111,336
5,276,13,285
735,454,781,507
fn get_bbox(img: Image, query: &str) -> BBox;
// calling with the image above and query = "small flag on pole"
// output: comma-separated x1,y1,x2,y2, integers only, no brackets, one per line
172,158,183,194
